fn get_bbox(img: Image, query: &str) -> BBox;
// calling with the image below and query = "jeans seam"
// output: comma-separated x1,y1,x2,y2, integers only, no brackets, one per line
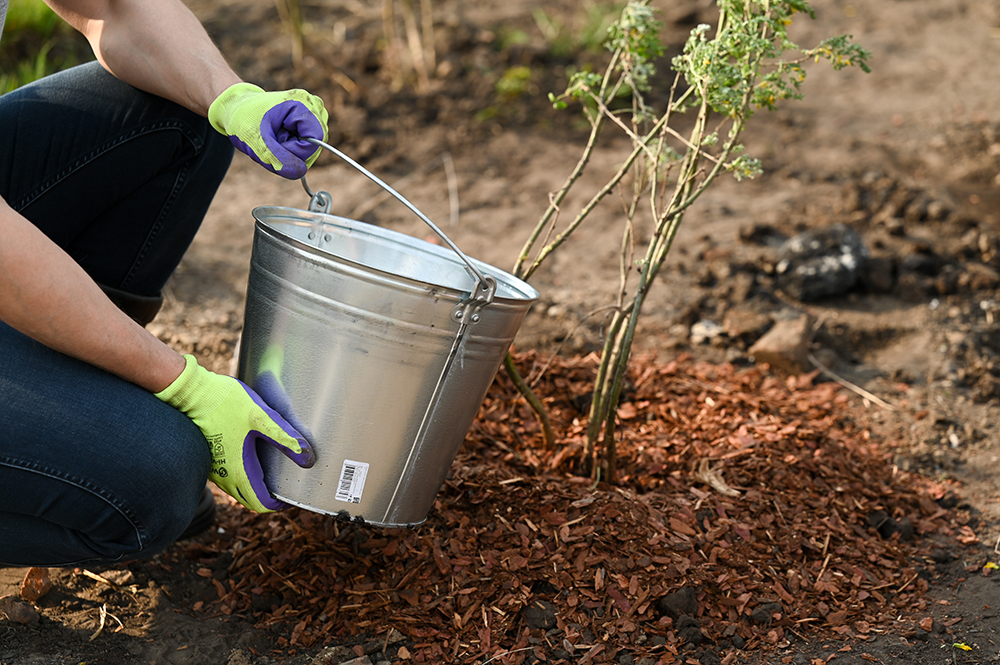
13,120,205,293
122,162,189,290
11,119,204,212
0,455,147,558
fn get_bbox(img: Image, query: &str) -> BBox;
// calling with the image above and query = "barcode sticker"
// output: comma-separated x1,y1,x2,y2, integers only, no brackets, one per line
335,460,369,504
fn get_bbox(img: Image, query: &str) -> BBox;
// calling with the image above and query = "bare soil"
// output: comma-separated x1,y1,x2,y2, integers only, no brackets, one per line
5,0,1000,663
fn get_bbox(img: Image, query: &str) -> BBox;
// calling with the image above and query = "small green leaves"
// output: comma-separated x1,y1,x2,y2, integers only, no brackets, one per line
807,35,872,72
671,1,870,119
725,154,763,181
606,2,664,92
566,70,603,100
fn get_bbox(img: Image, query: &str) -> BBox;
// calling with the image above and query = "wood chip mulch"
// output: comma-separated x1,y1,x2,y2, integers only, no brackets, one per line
187,352,977,664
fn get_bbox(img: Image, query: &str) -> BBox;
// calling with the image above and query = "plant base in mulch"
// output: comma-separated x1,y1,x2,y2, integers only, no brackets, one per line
176,353,979,664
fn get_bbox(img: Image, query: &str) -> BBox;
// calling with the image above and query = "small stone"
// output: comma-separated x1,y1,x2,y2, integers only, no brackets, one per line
750,602,783,625
722,305,773,347
868,510,914,541
0,595,40,624
311,645,357,664
931,549,954,564
748,312,816,374
655,587,698,618
101,569,135,586
775,224,869,301
676,615,704,646
698,650,722,665
896,516,915,541
226,651,254,665
339,657,373,665
522,599,557,630
690,320,724,346
384,627,406,645
868,509,896,538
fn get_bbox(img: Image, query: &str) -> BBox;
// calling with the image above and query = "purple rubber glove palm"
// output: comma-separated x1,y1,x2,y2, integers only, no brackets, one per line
155,355,316,512
208,82,329,179
251,345,313,442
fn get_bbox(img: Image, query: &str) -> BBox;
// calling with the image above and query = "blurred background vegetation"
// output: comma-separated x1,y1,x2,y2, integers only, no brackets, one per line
1,0,92,94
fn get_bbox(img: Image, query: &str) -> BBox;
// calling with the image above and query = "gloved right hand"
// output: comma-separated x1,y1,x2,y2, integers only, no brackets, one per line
155,354,316,513
208,82,329,179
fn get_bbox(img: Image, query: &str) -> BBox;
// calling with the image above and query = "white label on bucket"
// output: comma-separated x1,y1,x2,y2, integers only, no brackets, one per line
335,460,369,504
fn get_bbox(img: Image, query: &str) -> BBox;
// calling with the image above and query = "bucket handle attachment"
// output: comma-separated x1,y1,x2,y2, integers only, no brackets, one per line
301,138,496,323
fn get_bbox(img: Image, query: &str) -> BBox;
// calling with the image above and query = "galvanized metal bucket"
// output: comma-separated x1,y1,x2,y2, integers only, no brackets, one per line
236,141,539,527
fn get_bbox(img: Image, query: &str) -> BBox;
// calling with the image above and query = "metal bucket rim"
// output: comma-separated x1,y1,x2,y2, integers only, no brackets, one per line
252,205,540,304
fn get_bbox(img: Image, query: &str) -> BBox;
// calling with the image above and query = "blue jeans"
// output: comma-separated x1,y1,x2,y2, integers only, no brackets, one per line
0,62,235,566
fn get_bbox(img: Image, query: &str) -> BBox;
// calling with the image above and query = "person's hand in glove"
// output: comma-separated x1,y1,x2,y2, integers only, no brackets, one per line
155,354,316,512
208,82,329,179
251,345,313,442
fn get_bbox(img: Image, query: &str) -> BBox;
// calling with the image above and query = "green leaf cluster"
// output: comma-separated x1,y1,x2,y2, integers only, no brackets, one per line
671,0,870,119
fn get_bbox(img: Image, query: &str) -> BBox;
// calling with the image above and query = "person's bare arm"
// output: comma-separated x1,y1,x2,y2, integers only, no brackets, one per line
0,196,185,392
43,0,241,116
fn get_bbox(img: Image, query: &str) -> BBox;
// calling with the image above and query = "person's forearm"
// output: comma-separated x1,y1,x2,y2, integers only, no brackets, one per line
0,198,186,393
44,0,241,116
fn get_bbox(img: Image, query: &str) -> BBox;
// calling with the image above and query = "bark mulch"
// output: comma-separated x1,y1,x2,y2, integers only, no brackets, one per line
181,352,977,664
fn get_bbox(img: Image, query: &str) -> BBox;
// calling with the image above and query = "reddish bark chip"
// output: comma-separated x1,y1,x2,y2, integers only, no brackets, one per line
19,567,52,603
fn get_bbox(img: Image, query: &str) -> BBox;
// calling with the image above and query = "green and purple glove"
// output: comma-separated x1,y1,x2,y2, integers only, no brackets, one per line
208,82,329,179
155,354,316,513
250,345,313,442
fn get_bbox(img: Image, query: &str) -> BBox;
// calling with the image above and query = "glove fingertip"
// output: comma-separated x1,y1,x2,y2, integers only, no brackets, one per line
237,483,286,513
294,440,317,469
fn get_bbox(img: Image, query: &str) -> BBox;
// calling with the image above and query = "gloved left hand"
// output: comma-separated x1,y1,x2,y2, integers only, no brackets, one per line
209,82,329,179
155,354,316,513
251,345,312,442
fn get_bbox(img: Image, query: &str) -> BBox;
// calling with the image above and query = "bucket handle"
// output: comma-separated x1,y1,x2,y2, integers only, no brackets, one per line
301,138,496,321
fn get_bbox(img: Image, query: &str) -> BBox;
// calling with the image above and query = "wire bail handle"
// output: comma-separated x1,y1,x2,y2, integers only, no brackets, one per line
300,138,496,323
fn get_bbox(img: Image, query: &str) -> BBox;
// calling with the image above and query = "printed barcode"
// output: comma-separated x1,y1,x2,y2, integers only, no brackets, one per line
337,465,355,495
335,459,369,504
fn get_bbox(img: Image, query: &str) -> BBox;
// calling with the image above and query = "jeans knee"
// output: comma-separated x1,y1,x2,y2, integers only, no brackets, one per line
135,484,207,556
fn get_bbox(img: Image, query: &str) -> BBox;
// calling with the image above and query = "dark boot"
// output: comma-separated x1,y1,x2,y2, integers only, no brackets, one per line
98,283,164,327
177,486,217,540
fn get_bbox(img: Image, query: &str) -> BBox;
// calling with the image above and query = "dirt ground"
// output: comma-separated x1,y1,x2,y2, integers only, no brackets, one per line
5,0,1000,663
